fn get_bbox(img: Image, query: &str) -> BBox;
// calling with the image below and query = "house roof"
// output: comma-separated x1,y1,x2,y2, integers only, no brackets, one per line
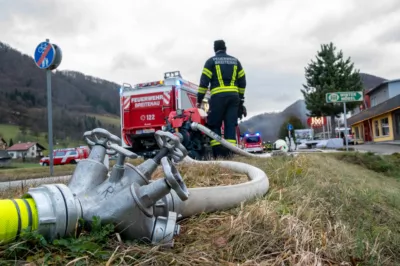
366,79,400,96
7,142,46,151
347,93,400,125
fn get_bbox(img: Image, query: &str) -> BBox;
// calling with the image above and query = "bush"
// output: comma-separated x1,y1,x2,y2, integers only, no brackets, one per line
332,152,400,179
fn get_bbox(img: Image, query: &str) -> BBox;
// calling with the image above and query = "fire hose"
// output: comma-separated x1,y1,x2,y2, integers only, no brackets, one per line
0,124,289,247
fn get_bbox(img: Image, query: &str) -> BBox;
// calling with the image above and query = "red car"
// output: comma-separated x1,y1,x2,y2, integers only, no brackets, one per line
40,146,90,166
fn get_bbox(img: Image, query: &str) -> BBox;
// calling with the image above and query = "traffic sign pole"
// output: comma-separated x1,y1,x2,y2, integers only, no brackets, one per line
343,102,349,151
326,91,364,151
287,123,293,152
45,40,54,176
34,38,62,176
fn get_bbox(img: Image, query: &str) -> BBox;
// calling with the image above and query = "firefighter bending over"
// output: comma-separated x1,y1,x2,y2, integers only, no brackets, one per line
196,40,247,159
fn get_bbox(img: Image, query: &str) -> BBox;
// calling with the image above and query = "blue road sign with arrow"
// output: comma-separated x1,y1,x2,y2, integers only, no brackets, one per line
34,41,56,69
287,123,293,131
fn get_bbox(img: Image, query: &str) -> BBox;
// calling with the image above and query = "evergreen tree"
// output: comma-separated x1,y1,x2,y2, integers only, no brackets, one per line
9,138,14,147
301,42,363,136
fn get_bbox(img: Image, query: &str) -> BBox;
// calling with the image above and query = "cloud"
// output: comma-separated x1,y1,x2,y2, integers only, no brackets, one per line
1,0,399,117
376,16,400,44
305,0,400,42
0,0,97,38
111,52,149,71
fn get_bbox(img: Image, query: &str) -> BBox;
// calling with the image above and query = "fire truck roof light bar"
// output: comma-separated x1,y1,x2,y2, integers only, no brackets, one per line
134,80,164,89
164,71,182,79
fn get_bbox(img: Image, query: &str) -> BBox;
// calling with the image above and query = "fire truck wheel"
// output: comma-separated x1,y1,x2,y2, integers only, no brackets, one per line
43,162,49,166
70,160,77,164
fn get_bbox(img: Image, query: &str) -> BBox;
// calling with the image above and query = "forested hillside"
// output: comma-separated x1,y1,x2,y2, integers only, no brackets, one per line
238,100,308,141
0,41,121,142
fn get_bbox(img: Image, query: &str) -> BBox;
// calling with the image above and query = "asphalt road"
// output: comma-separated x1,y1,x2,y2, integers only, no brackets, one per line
0,175,71,191
354,143,400,155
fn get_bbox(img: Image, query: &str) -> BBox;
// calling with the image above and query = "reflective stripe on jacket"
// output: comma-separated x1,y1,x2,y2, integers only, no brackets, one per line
197,51,246,104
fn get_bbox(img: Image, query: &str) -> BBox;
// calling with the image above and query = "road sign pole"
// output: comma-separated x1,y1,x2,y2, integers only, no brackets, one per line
326,91,364,147
343,102,349,151
45,38,54,176
287,123,293,152
34,38,62,176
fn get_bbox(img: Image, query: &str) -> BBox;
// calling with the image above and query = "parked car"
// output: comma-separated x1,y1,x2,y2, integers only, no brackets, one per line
39,146,90,166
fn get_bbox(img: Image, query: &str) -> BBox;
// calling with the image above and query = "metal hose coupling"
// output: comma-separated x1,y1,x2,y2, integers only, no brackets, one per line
25,184,81,241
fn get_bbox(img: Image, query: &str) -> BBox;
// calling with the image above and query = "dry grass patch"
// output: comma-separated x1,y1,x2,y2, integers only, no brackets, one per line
0,154,399,265
152,161,248,187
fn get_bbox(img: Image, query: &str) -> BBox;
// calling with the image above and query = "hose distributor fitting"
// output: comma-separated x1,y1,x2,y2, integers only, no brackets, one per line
72,129,189,247
0,128,190,248
79,156,189,247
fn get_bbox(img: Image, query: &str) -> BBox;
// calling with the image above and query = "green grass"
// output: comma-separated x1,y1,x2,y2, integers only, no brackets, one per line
0,115,118,154
0,158,140,182
0,154,399,265
6,162,42,169
332,151,400,179
0,124,86,155
0,164,75,181
0,124,20,141
90,114,120,127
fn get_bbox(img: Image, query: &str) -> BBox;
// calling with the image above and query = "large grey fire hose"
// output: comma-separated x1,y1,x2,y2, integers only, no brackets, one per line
190,122,291,157
0,126,275,248
174,156,269,218
190,122,273,158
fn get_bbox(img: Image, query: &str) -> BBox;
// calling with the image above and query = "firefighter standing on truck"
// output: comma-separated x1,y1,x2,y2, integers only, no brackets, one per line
196,40,247,159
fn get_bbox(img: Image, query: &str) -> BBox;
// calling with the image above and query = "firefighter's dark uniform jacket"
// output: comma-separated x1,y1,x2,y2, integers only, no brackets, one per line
197,50,247,157
197,51,246,104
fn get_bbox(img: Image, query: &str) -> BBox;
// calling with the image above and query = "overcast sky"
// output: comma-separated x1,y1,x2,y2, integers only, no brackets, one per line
1,0,399,118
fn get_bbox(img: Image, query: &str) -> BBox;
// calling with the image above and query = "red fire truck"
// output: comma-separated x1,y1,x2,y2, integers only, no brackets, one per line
119,70,241,158
39,146,90,166
241,133,264,153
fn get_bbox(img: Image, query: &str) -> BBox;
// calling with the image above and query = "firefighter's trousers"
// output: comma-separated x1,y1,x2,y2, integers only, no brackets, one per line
206,92,240,158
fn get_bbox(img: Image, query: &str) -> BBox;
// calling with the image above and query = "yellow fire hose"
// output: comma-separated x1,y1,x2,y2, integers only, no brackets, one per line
0,198,39,245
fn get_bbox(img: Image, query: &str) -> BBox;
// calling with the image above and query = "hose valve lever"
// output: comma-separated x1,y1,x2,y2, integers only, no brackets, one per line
108,143,137,159
83,128,137,158
155,131,188,163
161,157,189,201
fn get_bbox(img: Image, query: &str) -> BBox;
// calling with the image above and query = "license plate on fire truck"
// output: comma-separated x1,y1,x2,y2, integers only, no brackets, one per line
136,129,155,134
245,147,262,152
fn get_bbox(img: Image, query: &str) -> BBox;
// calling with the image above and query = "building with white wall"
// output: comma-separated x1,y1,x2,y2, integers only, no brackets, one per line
7,142,46,159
